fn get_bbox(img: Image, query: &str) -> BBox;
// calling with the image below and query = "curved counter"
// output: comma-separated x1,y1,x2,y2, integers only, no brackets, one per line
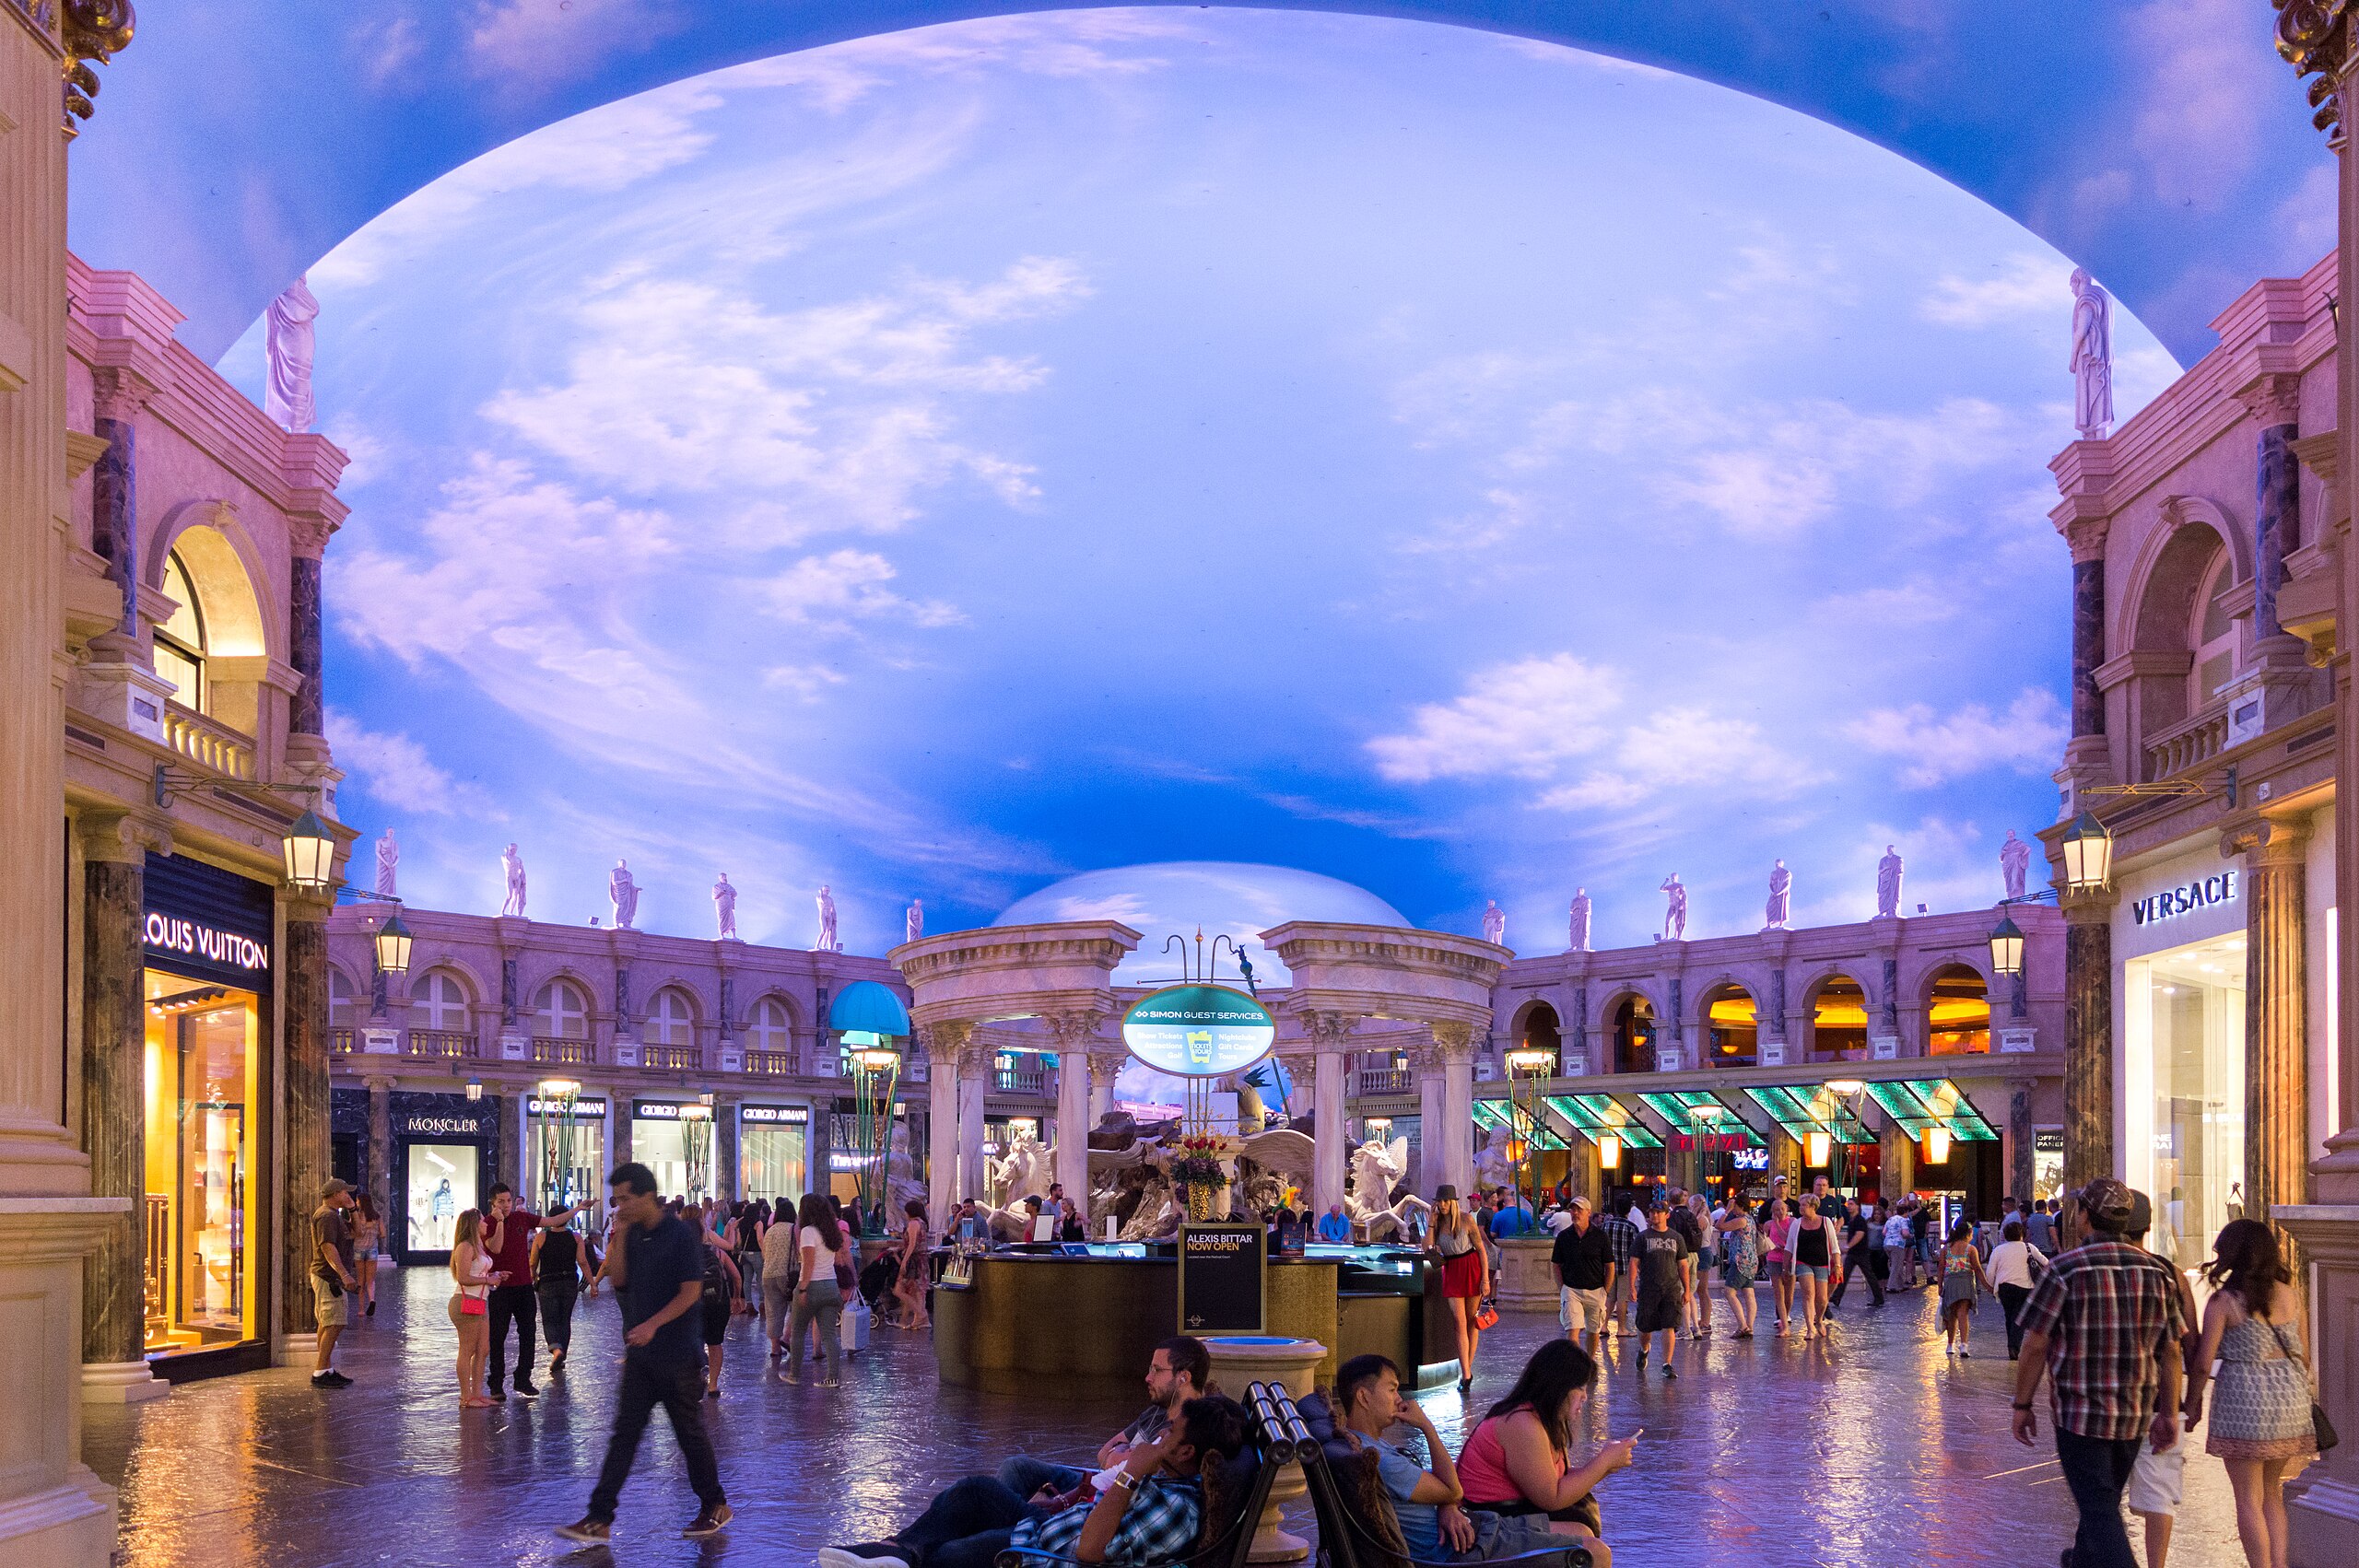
933,1244,1456,1398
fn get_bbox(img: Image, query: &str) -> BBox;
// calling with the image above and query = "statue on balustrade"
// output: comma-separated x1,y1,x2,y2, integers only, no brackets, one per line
1567,887,1591,952
814,883,840,952
264,275,319,434
713,872,739,940
609,859,640,930
1876,845,1905,919
1765,859,1791,930
374,827,398,898
499,843,527,918
906,898,924,944
1660,872,1687,942
1482,900,1506,947
2070,267,2114,440
2000,829,2032,902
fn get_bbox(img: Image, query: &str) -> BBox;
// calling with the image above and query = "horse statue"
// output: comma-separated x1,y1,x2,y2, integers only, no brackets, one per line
1345,1135,1432,1244
988,1126,1054,1208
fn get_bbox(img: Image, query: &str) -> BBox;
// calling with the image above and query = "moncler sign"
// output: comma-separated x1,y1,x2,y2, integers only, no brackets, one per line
2130,871,2237,927
144,912,270,973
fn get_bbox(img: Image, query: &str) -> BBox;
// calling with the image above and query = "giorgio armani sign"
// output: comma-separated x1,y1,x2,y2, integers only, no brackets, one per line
2130,871,2237,927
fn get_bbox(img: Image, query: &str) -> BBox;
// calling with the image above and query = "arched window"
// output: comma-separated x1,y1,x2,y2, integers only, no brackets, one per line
646,987,696,1047
534,979,589,1039
1701,984,1758,1069
410,969,469,1031
2190,546,2237,708
1926,965,1991,1056
153,549,208,711
747,997,793,1053
328,967,354,1027
1808,976,1867,1063
1611,995,1656,1075
1510,1002,1561,1073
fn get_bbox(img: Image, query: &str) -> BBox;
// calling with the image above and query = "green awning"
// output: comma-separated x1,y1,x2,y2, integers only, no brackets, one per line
1637,1090,1764,1148
1473,1095,1567,1150
1544,1094,1662,1150
1867,1079,1999,1141
1744,1084,1875,1146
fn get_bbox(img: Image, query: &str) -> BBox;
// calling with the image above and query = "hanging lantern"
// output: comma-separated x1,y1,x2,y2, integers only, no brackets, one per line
1989,915,2025,977
373,910,414,977
281,808,335,894
2060,812,2113,893
1806,1129,1833,1168
1924,1127,1954,1165
1598,1134,1622,1170
464,1076,483,1102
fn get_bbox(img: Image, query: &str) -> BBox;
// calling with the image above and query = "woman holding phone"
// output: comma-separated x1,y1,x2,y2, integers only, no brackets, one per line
1453,1339,1635,1562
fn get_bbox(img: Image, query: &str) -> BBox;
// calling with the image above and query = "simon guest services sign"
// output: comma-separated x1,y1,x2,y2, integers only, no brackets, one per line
2129,871,2237,927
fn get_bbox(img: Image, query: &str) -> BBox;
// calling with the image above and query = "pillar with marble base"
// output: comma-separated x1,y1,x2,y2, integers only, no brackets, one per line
1416,1055,1446,1198
957,1042,990,1211
277,904,335,1367
1434,1024,1477,1199
2235,820,2311,1251
2060,894,2115,1196
1047,1015,1103,1223
1202,1336,1328,1564
925,1026,963,1220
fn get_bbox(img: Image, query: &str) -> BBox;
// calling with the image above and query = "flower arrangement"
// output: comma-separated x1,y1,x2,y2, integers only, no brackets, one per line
1167,1132,1239,1188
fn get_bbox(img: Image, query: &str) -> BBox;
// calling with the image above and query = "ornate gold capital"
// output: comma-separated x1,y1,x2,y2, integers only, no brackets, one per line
2276,0,2353,135
62,0,135,135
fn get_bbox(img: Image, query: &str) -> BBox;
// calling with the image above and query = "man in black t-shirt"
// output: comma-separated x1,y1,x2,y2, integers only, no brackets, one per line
558,1164,731,1544
1629,1203,1692,1379
1550,1198,1615,1352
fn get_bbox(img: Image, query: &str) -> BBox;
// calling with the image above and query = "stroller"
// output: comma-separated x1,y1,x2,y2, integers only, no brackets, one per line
857,1252,900,1319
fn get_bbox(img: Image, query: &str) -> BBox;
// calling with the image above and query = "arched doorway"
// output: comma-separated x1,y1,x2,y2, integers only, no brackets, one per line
1515,1000,1562,1070
1700,984,1758,1070
1806,976,1867,1063
1611,995,1656,1075
1925,965,1991,1056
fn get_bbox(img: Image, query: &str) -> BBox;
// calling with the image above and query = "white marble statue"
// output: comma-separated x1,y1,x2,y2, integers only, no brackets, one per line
1482,899,1506,946
1473,1123,1518,1192
906,898,924,944
988,1126,1053,1208
1765,859,1791,930
2071,268,2113,440
374,827,398,898
264,275,319,434
814,884,839,952
1876,844,1906,919
885,1123,927,1217
2000,830,2032,902
713,872,739,941
609,859,640,930
1344,1136,1432,1244
1567,887,1591,953
1660,872,1688,942
499,843,527,918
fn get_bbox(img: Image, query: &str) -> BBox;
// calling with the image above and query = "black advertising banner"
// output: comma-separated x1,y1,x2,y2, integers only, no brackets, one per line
1178,1223,1264,1335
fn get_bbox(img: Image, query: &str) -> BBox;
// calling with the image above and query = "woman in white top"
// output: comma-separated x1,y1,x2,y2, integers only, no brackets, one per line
1983,1219,2046,1361
784,1193,851,1389
448,1209,503,1408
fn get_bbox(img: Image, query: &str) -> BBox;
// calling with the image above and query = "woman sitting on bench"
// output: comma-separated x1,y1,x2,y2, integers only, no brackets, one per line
1453,1341,1636,1560
1334,1353,1616,1564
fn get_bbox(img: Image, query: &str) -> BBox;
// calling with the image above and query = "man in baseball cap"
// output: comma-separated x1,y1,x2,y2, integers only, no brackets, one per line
310,1179,359,1387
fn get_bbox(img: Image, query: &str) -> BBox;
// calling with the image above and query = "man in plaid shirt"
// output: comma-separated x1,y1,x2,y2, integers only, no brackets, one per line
1006,1396,1250,1565
1596,1196,1641,1337
2011,1177,2188,1568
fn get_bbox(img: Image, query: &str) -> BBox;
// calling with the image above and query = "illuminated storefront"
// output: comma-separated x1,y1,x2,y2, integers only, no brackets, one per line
140,853,273,1361
393,1094,498,1263
633,1099,717,1203
525,1090,609,1219
738,1104,809,1203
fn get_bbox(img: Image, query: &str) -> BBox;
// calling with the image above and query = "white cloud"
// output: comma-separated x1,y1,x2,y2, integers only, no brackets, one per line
322,415,388,490
1366,654,1625,783
763,550,964,635
2129,0,2271,212
1920,253,2072,327
724,10,1189,111
324,709,499,816
1537,708,1823,813
1843,688,2067,788
762,663,849,701
468,0,688,85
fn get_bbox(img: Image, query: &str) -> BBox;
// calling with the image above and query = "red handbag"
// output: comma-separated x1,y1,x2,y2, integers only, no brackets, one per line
459,1293,487,1317
1473,1300,1500,1331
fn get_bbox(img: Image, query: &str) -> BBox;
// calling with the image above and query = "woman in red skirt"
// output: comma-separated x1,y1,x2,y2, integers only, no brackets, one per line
1430,1185,1490,1393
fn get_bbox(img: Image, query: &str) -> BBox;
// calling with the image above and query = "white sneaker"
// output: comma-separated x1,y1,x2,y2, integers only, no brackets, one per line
817,1550,911,1568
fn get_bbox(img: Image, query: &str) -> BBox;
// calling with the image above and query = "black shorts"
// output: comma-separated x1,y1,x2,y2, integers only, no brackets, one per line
1635,1290,1683,1334
701,1296,731,1346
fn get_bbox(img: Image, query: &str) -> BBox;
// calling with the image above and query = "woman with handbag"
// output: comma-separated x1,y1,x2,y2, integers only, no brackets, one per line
2184,1219,2321,1568
1715,1195,1760,1338
1983,1219,2046,1361
448,1210,503,1409
1428,1186,1489,1395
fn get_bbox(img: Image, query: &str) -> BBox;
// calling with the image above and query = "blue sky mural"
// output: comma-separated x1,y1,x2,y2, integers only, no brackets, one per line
217,8,2194,954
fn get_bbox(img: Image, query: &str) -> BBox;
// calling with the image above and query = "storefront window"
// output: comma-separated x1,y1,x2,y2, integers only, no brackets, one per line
633,1103,714,1202
740,1107,808,1202
405,1144,476,1252
2126,932,2246,1274
525,1097,608,1218
144,973,261,1353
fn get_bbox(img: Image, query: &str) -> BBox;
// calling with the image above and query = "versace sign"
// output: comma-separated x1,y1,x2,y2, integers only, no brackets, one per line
2130,871,2237,927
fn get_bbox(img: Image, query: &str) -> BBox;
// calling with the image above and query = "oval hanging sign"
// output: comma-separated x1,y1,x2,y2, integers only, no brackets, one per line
1121,984,1277,1078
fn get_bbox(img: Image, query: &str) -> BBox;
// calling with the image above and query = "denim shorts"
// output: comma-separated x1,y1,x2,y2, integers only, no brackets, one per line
1797,1263,1830,1281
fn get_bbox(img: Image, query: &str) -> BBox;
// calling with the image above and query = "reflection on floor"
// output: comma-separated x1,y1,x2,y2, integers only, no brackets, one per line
86,1266,2245,1565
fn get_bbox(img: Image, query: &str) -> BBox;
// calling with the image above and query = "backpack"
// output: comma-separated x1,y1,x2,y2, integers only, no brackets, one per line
701,1241,731,1307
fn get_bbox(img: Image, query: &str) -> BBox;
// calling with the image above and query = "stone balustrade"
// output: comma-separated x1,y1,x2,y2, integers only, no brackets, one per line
162,699,256,780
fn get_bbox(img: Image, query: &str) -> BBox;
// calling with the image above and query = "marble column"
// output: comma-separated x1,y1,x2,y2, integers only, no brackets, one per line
2254,398,2301,641
1304,1013,1354,1216
365,1077,393,1217
2070,534,2107,743
714,1100,738,1203
280,904,334,1352
288,541,325,741
1049,1014,1102,1223
925,1027,961,1218
1090,1052,1121,1126
495,1094,521,1199
2007,1078,2038,1208
1417,1052,1446,1196
76,816,161,1399
1567,984,1590,1073
1433,1023,1476,1198
2061,898,2115,1194
957,1042,990,1210
2238,821,2311,1248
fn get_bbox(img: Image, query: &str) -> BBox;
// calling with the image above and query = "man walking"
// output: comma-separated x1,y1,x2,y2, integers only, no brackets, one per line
559,1163,731,1542
2011,1178,2186,1568
2025,1197,2060,1256
309,1179,359,1388
1829,1197,1884,1310
481,1181,582,1398
1551,1198,1614,1353
1630,1201,1691,1379
1596,1196,1640,1340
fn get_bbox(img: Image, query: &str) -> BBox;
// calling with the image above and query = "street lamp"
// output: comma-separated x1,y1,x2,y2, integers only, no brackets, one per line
1825,1081,1866,1195
1504,1046,1555,1213
372,909,414,977
2060,811,2113,893
1988,916,2025,977
281,808,336,895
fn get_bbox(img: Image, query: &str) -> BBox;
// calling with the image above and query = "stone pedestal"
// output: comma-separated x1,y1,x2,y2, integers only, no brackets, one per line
499,1033,528,1062
1869,1035,1900,1062
360,1027,397,1054
1493,1235,1556,1310
1203,1336,1326,1564
79,1360,167,1404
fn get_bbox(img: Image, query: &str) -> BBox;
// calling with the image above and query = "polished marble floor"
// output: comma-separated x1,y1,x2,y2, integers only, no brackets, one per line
88,1267,2250,1565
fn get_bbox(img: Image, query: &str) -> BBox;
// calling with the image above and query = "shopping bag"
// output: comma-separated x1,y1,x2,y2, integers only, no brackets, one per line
839,1294,872,1354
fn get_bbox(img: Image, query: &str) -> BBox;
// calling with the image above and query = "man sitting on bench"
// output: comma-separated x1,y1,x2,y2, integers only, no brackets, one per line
998,1337,1214,1503
1334,1354,1611,1565
818,1395,1249,1568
